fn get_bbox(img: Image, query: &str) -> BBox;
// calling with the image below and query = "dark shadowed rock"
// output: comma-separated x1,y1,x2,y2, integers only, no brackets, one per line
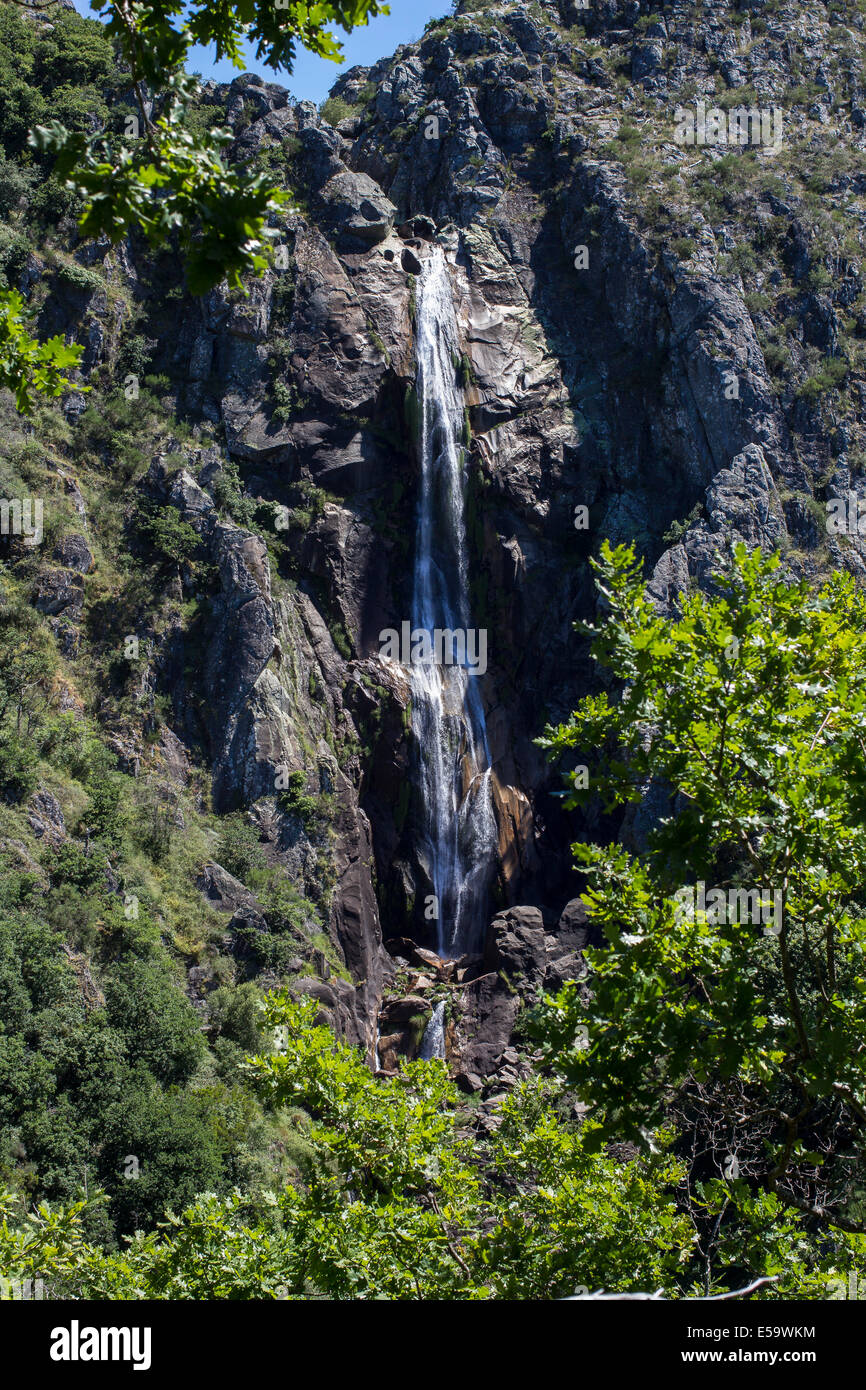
455,972,520,1077
52,535,93,573
557,897,597,952
33,569,84,619
379,995,431,1026
484,905,547,988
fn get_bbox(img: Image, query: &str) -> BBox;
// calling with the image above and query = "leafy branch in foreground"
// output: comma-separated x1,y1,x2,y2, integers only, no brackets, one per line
0,288,84,412
534,540,866,1236
34,0,389,291
31,76,287,297
246,993,694,1300
1,993,855,1299
2,0,388,410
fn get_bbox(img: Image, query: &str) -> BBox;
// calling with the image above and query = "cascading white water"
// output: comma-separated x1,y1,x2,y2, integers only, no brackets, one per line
419,1000,447,1060
411,247,497,958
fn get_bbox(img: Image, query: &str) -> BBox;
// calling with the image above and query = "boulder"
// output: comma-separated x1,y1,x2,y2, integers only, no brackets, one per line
197,861,256,914
556,897,597,952
319,170,396,245
455,972,520,1077
52,535,93,573
484,906,547,987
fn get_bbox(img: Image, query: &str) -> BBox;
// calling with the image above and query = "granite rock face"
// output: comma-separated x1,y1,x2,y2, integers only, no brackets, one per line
44,0,866,1071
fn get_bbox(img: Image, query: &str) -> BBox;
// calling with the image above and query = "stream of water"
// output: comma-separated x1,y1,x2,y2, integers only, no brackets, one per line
418,1000,447,1060
410,247,497,958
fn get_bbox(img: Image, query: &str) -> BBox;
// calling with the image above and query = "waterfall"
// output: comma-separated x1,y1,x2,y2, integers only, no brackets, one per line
419,1000,447,1060
410,247,497,958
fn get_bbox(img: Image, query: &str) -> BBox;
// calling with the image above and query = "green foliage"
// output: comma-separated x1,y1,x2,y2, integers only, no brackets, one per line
319,95,362,126
0,4,116,406
796,355,849,400
0,918,180,1209
97,1085,225,1234
104,956,206,1087
79,762,125,853
0,1189,293,1299
0,0,388,412
671,236,696,261
136,501,201,567
0,289,84,413
661,500,702,547
270,378,297,426
216,814,267,884
248,995,694,1299
55,259,104,295
207,982,264,1051
0,731,39,801
0,222,29,285
616,119,642,148
29,0,390,297
47,841,108,893
277,769,318,827
536,541,866,1235
210,458,255,525
32,83,288,297
0,593,57,732
0,159,33,219
2,991,854,1298
4,998,696,1299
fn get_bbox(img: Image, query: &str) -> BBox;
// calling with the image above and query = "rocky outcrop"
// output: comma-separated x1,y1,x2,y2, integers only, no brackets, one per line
27,789,66,846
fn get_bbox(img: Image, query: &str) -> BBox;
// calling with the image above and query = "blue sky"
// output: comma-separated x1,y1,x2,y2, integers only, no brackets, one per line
70,1,449,104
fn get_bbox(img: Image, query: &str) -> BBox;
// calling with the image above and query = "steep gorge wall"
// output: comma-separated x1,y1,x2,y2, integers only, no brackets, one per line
23,0,866,1077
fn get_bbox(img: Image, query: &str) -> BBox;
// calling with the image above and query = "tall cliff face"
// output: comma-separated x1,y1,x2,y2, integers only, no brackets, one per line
14,0,866,1077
